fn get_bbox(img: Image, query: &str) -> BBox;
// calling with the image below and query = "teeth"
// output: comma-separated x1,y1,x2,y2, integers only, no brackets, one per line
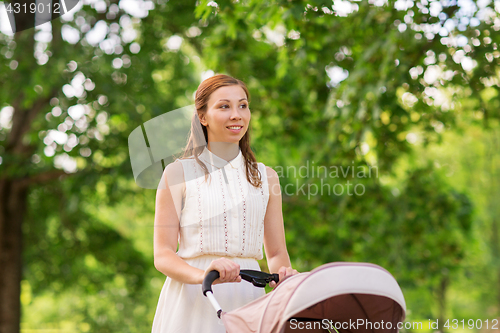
227,126,242,129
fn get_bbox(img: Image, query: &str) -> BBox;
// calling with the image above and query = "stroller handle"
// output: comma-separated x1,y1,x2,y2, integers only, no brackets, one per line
202,269,280,318
202,269,280,296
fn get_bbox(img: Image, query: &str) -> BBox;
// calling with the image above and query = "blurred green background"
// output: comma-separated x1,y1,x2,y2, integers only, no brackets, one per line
1,0,500,332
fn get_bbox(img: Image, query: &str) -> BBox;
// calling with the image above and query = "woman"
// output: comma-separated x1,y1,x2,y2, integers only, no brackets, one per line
151,74,298,333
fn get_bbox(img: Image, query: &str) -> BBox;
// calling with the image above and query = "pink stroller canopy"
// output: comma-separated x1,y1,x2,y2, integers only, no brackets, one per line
221,262,406,333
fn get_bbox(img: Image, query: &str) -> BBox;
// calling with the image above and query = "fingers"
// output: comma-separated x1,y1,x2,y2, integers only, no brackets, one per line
206,258,241,285
284,267,298,278
219,258,239,282
282,266,299,279
278,266,287,284
271,266,300,289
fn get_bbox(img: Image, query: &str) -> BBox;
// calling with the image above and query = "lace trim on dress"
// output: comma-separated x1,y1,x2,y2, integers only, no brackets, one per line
193,160,204,254
218,168,229,254
236,167,246,256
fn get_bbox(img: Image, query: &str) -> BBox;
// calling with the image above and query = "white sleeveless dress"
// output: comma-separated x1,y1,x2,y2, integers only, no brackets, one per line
151,146,270,333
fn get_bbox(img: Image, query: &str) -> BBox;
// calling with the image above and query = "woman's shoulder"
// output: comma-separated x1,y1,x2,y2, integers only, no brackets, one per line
249,163,279,198
260,164,278,179
162,160,186,193
250,162,279,188
251,161,268,175
163,160,183,179
268,167,280,183
169,156,196,171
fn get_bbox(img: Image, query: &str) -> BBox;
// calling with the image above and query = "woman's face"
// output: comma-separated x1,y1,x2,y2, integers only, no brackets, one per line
200,85,251,145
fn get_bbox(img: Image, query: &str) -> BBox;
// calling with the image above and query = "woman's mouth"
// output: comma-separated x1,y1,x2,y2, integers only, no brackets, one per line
226,126,243,133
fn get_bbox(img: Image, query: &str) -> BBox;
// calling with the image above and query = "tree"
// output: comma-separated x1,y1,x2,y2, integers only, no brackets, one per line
0,1,200,330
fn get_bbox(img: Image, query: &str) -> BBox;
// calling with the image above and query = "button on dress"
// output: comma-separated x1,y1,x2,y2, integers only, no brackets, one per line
151,146,270,333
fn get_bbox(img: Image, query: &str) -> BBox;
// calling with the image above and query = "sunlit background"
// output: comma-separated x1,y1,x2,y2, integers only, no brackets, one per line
1,0,500,332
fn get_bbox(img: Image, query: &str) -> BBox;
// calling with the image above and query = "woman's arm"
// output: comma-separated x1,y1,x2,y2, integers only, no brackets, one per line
153,161,241,285
153,161,205,284
263,166,298,287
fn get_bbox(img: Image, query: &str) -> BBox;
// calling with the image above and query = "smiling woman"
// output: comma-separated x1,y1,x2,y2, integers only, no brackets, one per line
150,74,298,333
199,85,250,155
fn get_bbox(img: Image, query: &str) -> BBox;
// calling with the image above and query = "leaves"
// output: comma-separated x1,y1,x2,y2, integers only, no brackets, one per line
1,0,500,329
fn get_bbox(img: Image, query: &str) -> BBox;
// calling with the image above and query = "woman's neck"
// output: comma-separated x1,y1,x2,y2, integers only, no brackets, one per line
207,142,240,162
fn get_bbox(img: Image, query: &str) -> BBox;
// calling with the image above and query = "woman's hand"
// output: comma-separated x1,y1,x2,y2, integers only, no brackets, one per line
269,266,299,289
201,257,242,285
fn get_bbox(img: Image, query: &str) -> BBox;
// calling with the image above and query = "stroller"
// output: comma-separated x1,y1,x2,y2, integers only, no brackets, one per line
203,262,406,333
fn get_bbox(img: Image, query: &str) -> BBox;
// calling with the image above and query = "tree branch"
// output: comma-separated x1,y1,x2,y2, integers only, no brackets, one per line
15,169,71,189
6,88,59,153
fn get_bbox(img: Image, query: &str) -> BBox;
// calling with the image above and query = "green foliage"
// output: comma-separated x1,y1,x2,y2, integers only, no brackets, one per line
1,0,499,330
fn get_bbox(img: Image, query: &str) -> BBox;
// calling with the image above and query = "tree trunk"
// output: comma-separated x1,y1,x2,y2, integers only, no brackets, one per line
0,15,72,331
0,179,28,333
437,276,448,333
0,26,33,333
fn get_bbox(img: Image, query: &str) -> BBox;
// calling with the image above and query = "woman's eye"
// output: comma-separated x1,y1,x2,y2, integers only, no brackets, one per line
220,104,248,109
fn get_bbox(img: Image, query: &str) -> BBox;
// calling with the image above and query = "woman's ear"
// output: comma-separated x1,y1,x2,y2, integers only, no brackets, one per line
199,114,207,127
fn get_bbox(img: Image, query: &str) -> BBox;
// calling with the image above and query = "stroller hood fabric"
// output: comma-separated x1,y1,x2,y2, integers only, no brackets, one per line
221,262,406,333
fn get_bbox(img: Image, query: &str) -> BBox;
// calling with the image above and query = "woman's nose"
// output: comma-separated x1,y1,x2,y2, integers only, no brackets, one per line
230,107,242,119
